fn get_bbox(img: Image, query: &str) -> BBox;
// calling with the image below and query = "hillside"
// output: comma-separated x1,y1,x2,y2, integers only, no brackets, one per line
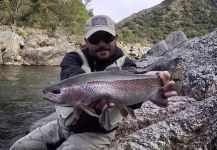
117,0,217,44
0,0,90,36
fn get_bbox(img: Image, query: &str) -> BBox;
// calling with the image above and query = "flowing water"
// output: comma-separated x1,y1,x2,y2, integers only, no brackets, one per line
0,66,60,149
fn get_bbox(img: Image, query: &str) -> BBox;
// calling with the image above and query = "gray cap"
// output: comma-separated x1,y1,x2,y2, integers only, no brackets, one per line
84,15,116,39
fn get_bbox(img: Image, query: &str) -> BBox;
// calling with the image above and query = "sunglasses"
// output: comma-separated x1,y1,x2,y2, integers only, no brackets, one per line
88,32,115,44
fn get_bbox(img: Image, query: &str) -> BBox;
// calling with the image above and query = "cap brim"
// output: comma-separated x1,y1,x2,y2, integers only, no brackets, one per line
85,26,116,39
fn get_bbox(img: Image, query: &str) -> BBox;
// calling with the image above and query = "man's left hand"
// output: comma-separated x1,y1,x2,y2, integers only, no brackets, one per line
145,71,177,98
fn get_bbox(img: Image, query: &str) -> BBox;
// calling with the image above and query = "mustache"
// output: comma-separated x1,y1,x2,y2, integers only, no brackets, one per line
96,47,110,52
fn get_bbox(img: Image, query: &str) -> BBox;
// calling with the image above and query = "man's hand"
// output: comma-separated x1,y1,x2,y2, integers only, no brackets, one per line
145,71,177,98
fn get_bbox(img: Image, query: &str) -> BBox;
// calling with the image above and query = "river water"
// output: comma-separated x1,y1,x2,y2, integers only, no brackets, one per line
0,66,60,149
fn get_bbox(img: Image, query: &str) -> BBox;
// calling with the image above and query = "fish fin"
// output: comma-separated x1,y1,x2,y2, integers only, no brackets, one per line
128,108,137,119
120,105,137,119
80,103,99,118
120,107,129,118
149,89,168,107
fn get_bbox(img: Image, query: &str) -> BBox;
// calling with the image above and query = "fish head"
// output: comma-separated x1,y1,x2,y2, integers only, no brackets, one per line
42,85,84,107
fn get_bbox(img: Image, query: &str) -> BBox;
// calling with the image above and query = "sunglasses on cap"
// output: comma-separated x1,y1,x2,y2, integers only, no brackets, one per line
88,32,115,44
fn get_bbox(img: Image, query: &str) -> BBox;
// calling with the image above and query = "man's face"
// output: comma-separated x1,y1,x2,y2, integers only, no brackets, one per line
85,31,117,60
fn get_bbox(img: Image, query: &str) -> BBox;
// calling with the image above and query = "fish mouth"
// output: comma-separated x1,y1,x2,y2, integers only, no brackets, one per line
42,93,58,103
42,86,85,107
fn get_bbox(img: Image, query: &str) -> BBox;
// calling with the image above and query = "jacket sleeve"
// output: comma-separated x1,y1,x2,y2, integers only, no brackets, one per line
60,52,85,80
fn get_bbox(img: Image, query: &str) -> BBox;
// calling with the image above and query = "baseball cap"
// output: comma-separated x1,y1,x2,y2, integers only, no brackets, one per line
84,15,116,39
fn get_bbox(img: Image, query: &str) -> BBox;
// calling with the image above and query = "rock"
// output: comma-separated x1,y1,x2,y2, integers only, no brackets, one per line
0,52,3,65
137,29,217,99
165,30,187,50
0,31,24,65
146,40,168,57
109,29,217,149
112,96,217,150
117,42,150,60
20,40,75,65
24,34,58,48
115,96,196,141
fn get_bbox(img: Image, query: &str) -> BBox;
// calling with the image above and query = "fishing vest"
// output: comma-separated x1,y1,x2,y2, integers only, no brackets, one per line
55,49,127,118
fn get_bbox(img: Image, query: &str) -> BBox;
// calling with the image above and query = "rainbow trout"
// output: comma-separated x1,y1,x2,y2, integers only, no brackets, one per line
43,69,168,118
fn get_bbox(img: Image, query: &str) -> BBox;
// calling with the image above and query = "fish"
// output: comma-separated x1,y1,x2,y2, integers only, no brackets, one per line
42,69,168,118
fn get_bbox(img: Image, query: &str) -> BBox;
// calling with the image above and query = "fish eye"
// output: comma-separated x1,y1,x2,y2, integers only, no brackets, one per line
52,88,61,94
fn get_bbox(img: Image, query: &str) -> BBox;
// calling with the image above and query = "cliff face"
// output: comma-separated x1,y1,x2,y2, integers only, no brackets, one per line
117,0,217,44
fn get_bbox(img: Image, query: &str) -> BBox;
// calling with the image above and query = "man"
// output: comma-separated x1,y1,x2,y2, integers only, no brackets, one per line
10,15,177,150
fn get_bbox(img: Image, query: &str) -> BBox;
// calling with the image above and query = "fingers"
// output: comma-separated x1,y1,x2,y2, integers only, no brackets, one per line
164,91,178,97
158,71,178,98
162,80,175,91
159,71,170,85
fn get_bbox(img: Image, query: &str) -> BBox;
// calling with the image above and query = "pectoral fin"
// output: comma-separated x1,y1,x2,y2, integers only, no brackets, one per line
149,89,168,107
80,103,99,118
120,105,137,119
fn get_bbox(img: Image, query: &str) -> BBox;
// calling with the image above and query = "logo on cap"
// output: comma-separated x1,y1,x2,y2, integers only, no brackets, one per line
92,16,107,26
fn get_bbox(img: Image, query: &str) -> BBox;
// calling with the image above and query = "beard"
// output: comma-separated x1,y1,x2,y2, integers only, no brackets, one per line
95,46,111,60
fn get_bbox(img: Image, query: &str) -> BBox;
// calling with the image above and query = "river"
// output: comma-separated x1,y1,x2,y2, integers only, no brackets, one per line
0,66,60,149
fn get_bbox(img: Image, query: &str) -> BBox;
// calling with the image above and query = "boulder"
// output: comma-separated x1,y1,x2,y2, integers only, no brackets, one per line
146,40,168,57
0,31,24,65
20,40,75,66
137,29,217,100
165,30,187,50
112,96,217,150
111,29,217,149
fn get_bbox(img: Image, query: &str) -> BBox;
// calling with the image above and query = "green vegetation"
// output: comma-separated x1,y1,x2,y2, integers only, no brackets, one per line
117,0,217,44
0,0,91,36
